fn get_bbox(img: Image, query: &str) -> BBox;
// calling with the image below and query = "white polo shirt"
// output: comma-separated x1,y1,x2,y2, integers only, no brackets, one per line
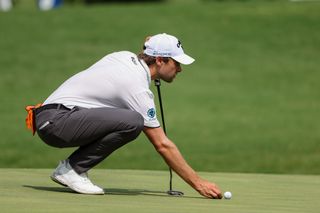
43,51,160,128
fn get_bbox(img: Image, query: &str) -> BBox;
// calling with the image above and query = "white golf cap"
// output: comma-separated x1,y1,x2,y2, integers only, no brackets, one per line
143,33,195,65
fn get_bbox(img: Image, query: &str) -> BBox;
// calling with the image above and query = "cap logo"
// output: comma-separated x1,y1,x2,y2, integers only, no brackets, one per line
152,51,172,57
177,40,182,48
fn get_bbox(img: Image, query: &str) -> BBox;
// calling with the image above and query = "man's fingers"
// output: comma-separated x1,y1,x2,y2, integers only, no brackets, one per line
209,186,221,199
210,188,222,199
205,189,221,199
216,192,223,199
211,192,222,199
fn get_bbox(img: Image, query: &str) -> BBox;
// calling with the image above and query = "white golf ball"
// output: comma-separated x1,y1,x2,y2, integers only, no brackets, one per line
224,191,232,199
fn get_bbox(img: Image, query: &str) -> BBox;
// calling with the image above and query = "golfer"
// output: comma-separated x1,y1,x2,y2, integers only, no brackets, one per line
26,33,222,199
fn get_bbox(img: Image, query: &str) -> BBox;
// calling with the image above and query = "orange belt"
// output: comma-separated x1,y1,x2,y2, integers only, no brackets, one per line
25,103,42,135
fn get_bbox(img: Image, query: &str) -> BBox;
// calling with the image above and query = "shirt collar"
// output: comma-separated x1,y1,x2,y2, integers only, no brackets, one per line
138,59,151,86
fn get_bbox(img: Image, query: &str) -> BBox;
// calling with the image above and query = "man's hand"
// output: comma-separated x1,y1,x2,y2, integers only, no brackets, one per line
144,127,223,199
194,179,222,199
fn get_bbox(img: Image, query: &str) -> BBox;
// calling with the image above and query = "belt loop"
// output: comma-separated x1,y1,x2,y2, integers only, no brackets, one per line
57,104,61,110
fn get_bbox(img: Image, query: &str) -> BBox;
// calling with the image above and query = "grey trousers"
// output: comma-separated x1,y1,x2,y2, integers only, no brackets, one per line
35,104,144,174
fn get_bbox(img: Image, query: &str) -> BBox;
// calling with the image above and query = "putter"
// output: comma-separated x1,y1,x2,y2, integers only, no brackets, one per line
155,79,184,197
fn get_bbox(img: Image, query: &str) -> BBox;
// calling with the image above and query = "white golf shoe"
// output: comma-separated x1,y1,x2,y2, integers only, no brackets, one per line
50,160,104,195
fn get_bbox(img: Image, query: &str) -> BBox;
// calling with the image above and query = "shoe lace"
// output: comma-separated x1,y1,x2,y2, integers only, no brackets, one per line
79,172,102,191
80,172,92,184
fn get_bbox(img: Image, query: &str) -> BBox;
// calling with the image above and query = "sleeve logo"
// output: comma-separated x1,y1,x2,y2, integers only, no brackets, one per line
147,108,156,118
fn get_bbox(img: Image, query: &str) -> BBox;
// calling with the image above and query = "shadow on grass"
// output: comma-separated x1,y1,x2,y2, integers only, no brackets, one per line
105,188,203,199
23,185,204,199
23,185,76,194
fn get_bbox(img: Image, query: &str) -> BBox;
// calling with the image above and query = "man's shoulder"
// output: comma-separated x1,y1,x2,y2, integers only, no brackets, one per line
96,51,139,68
109,51,137,58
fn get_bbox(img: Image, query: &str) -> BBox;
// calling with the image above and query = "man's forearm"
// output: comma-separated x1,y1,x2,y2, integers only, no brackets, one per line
143,127,222,198
156,138,201,190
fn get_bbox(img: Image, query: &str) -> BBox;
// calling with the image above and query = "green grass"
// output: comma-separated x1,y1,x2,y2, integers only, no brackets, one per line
0,169,319,213
0,1,320,174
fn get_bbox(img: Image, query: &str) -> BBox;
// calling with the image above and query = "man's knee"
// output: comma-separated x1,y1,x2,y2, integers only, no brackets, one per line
126,112,144,140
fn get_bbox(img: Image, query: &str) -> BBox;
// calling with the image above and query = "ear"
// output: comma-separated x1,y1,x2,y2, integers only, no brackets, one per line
155,57,164,66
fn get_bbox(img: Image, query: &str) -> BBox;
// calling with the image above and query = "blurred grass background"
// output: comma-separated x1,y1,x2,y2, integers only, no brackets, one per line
0,0,319,174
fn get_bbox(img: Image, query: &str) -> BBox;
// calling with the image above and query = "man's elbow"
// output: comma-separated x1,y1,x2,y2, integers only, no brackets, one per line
155,140,176,156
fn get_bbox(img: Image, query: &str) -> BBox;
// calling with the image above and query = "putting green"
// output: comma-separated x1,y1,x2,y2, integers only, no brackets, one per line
0,169,319,213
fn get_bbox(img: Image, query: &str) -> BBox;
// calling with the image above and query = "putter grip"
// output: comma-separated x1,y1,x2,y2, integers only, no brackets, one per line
155,79,161,86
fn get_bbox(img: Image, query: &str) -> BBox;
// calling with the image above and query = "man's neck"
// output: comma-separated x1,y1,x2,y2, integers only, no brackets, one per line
148,64,157,80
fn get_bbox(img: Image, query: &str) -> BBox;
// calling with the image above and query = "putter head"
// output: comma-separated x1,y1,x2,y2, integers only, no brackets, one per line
167,190,184,196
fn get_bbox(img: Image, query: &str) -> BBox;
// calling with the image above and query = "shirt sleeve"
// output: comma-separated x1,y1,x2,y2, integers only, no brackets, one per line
127,90,160,128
